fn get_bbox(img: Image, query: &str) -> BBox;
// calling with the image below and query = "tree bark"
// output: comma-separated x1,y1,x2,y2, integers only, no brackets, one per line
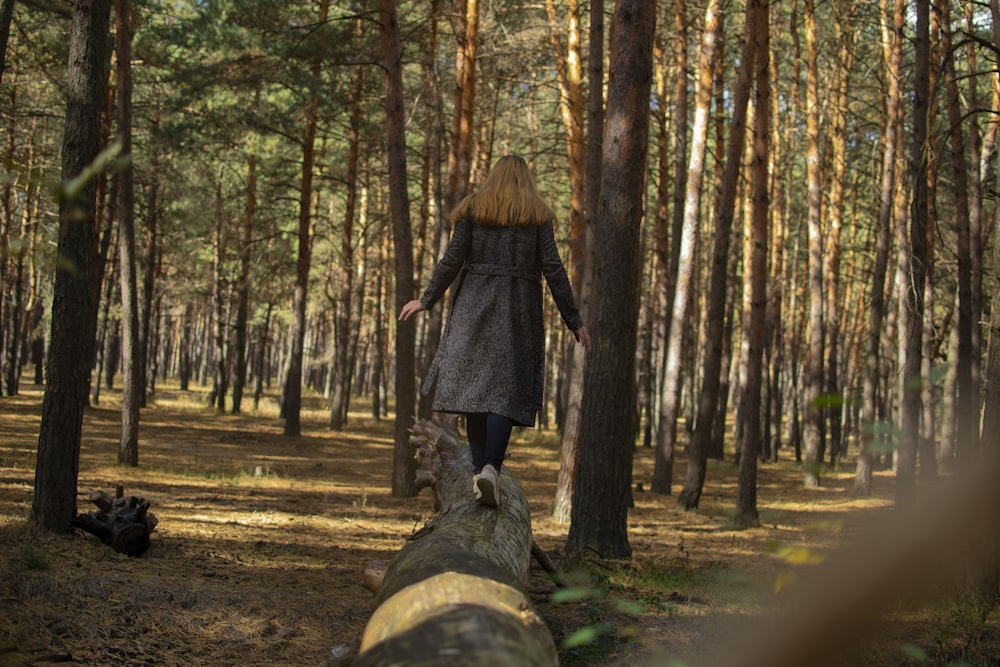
801,0,824,488
567,0,656,559
552,0,600,523
898,0,930,510
855,0,902,496
139,116,160,407
352,420,556,666
379,0,418,497
941,0,976,471
329,58,364,430
231,89,257,416
283,0,329,436
678,0,755,511
32,0,112,533
734,0,769,529
651,0,719,495
115,0,139,466
823,1,854,465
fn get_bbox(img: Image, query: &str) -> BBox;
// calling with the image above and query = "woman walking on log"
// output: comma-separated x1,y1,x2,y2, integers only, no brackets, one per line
399,155,591,508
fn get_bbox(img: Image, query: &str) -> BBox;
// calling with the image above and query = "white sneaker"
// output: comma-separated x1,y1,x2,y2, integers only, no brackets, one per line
475,465,499,507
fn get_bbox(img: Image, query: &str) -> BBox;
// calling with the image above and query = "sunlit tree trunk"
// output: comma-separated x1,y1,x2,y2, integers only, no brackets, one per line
115,0,139,466
210,164,228,414
678,0,755,510
32,0,112,532
650,0,719,495
801,0,824,488
568,0,655,559
649,0,694,466
551,0,596,523
330,61,365,430
824,2,854,465
855,0,902,496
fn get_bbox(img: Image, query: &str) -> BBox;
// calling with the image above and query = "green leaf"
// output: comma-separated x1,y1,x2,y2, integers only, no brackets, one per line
812,393,845,409
560,622,614,649
612,598,645,615
57,140,124,203
900,643,927,662
551,586,596,603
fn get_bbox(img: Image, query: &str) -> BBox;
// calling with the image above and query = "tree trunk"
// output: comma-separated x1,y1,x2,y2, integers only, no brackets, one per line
283,0,329,436
677,0,755,511
210,164,228,413
552,0,601,524
115,0,139,467
32,0,112,533
379,0,418,497
330,63,363,431
941,0,976,471
855,0,902,496
139,116,159,407
231,89,258,416
734,0,769,529
352,420,556,666
898,0,930,510
651,0,719,495
567,0,656,559
823,2,854,465
801,0,824,489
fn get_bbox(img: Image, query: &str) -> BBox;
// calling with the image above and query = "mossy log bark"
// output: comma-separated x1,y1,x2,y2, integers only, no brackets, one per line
352,420,558,667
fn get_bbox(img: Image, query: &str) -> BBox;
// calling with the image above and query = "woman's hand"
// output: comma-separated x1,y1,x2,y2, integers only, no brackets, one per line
398,299,424,321
573,326,592,353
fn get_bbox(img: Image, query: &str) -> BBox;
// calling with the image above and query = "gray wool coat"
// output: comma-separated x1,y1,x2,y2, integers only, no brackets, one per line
419,216,584,427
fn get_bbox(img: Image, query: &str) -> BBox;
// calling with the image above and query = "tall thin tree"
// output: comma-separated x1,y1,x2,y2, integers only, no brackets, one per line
283,0,330,436
678,0,757,510
898,0,930,509
380,0,418,497
115,0,139,466
650,0,720,495
855,0,902,496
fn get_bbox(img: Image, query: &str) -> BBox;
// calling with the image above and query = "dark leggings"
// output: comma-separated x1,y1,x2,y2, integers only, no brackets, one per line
466,413,514,474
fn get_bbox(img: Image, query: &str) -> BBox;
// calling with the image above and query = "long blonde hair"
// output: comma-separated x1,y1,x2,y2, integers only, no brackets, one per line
449,155,555,226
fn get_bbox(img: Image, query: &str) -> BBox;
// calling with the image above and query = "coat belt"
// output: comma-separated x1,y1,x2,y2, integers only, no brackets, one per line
465,262,540,283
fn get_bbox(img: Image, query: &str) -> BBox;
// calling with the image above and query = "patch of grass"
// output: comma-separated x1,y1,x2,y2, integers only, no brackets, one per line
11,544,50,571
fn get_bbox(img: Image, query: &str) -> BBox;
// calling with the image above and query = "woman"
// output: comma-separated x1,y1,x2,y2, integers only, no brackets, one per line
399,155,591,508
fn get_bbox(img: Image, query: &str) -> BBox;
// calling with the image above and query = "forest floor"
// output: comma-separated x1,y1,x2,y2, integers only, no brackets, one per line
1,383,999,667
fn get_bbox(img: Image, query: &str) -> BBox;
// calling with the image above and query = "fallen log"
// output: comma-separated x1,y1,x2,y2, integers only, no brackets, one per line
350,420,558,667
71,485,158,557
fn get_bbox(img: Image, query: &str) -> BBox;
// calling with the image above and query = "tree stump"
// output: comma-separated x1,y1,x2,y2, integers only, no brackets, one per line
351,420,558,667
71,485,157,557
